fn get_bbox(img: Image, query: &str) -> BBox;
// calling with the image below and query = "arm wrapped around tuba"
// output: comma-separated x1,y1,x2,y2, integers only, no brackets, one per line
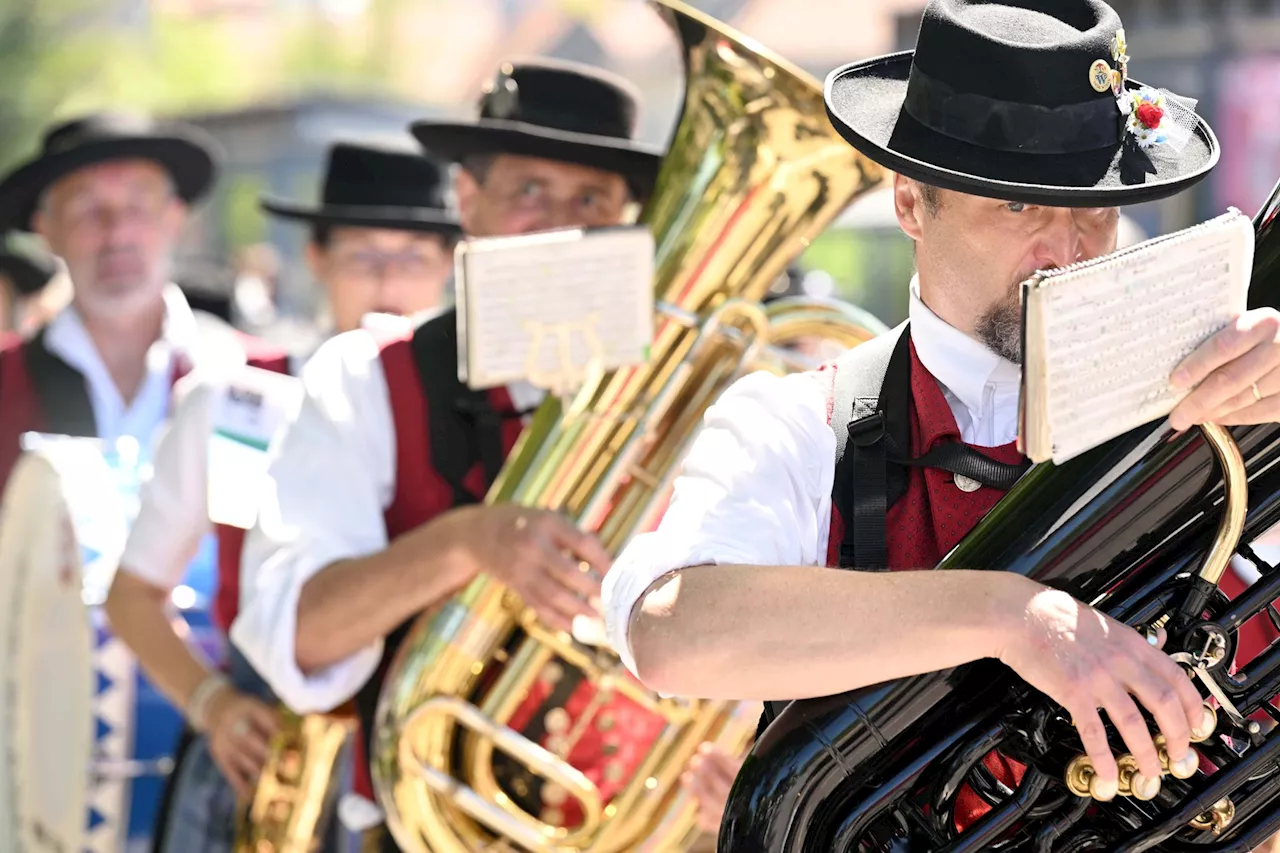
720,179,1280,853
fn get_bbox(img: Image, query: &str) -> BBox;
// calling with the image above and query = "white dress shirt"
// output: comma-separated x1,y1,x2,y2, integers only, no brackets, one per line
600,282,1033,677
42,285,201,449
231,327,543,713
115,312,400,593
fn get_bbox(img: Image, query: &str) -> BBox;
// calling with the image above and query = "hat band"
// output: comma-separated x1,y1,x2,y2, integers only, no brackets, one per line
903,67,1123,155
478,101,632,141
323,180,445,210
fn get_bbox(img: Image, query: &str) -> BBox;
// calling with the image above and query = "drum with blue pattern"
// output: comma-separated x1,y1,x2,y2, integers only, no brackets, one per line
81,439,228,853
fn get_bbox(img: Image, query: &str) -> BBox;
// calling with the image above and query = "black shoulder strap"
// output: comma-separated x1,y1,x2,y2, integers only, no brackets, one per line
410,310,505,506
23,328,96,437
833,323,914,572
758,325,910,739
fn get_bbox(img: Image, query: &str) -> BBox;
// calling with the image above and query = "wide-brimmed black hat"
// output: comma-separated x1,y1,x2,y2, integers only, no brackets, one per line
260,141,461,236
824,0,1219,206
0,234,57,296
0,112,218,231
411,58,663,198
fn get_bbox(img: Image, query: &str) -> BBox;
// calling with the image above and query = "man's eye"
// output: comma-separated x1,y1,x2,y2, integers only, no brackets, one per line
1005,202,1027,213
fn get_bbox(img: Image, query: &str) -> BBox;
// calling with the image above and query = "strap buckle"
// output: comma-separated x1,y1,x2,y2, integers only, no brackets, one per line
847,413,886,448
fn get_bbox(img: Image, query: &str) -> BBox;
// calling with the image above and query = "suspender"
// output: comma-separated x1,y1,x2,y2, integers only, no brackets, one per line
23,329,96,437
410,311,506,506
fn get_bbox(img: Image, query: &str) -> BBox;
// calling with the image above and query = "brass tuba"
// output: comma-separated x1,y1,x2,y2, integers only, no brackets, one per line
719,180,1280,852
370,2,887,851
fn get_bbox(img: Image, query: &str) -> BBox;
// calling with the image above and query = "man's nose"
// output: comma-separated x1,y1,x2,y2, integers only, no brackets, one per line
1032,215,1085,270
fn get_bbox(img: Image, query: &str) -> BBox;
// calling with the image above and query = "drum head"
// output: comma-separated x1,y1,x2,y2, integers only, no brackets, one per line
0,440,121,852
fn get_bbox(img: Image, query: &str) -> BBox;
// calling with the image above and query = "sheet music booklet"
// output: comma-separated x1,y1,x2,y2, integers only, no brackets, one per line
1019,209,1254,465
454,225,654,395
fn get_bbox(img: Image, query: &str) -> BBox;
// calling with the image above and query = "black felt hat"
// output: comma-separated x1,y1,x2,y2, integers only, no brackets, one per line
824,0,1219,206
260,141,461,236
0,112,218,231
0,235,57,296
411,58,663,198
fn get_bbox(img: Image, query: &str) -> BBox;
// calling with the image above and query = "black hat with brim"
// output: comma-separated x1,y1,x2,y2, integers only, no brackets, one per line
260,141,462,237
412,58,663,199
259,200,462,236
0,113,218,231
824,1,1219,207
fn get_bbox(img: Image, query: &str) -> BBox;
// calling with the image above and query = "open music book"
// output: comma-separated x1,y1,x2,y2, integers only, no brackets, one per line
455,225,654,394
1018,209,1255,465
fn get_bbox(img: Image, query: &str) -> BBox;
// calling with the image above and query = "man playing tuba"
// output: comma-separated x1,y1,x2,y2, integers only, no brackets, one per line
233,58,742,850
606,0,1280,846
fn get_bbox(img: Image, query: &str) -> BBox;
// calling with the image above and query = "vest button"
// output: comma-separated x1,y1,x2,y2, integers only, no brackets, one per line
954,473,982,493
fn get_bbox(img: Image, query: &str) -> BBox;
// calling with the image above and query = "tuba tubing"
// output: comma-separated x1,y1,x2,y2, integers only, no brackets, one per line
719,179,1280,852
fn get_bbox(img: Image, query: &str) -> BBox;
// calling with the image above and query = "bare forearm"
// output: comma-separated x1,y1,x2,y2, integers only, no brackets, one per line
105,573,215,714
294,523,474,672
630,565,1031,700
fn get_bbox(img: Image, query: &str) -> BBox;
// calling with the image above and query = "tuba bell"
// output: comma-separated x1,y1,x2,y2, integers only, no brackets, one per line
719,179,1280,852
369,2,887,851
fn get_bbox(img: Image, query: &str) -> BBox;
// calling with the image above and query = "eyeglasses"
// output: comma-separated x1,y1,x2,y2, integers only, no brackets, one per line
327,247,450,279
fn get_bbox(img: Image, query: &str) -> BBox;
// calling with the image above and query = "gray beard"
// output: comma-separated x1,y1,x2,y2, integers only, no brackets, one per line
976,292,1023,364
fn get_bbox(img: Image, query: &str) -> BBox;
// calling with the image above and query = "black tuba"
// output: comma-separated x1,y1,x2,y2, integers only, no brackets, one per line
719,179,1280,853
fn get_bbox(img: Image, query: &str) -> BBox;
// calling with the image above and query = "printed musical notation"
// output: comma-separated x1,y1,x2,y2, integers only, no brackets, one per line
457,226,655,392
1020,210,1255,464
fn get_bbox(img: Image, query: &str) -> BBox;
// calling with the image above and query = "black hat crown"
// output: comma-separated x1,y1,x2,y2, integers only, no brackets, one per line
319,143,450,210
906,0,1124,155
477,59,642,142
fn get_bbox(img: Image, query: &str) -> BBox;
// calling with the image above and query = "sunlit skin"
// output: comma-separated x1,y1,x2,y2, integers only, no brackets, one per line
304,226,454,334
454,153,631,238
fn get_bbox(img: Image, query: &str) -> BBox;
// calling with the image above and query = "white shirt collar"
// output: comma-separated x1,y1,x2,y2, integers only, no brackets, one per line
42,284,202,446
908,275,1021,413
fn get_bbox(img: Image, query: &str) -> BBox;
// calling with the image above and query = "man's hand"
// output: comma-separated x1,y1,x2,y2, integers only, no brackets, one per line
681,743,744,834
994,582,1207,799
443,504,611,634
1170,309,1280,430
204,687,281,799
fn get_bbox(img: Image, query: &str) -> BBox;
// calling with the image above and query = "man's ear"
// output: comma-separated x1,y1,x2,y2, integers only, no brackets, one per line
454,168,480,234
893,174,928,243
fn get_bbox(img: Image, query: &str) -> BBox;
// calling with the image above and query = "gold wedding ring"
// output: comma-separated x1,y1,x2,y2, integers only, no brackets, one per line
1252,381,1263,403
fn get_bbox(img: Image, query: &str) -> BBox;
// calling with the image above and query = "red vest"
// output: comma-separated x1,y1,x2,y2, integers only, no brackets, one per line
209,347,292,635
353,333,670,826
0,332,194,496
346,332,523,802
821,340,1026,833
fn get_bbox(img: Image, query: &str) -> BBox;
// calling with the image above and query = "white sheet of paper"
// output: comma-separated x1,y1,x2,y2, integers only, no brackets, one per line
1022,209,1254,464
207,366,304,529
455,226,654,392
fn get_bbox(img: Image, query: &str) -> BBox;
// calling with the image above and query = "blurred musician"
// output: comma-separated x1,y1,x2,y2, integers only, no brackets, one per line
233,59,740,850
103,141,459,853
604,0,1280,837
0,112,218,502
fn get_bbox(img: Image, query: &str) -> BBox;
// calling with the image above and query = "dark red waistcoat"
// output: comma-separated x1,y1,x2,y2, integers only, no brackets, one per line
820,340,1026,833
209,346,293,635
347,331,522,802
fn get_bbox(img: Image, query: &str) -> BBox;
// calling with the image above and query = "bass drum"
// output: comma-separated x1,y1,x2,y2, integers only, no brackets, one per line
0,437,118,852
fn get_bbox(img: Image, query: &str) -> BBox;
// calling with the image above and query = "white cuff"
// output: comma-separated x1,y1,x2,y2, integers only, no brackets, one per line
229,547,384,714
